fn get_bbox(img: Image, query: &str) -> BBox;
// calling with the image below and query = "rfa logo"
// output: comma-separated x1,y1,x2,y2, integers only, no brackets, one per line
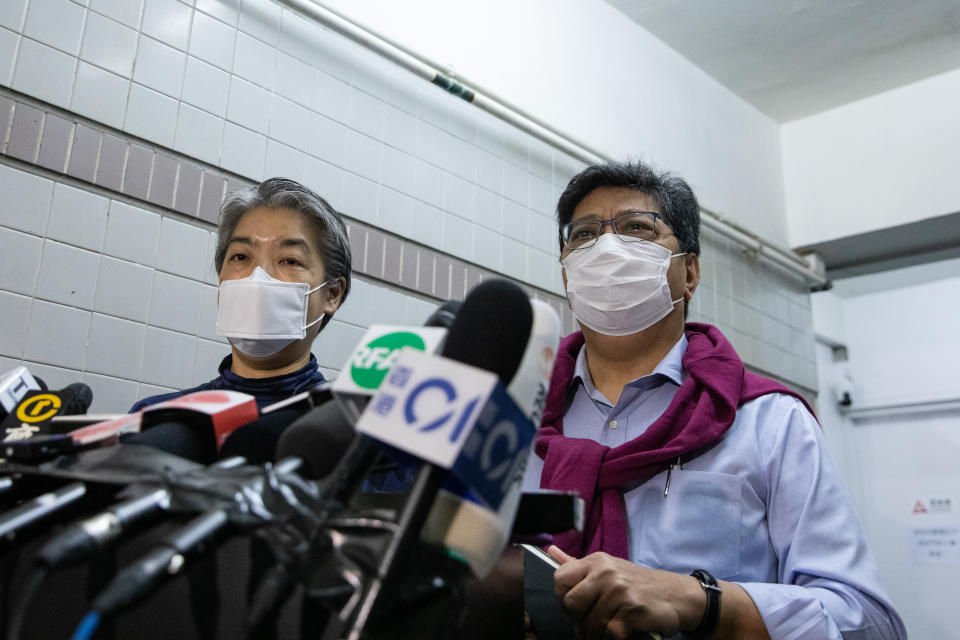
913,500,928,515
350,332,426,390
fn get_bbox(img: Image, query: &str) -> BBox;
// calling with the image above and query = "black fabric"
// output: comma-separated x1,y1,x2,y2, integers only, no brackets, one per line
130,355,326,412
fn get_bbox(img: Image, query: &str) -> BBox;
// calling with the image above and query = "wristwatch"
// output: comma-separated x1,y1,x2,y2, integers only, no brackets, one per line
688,569,721,639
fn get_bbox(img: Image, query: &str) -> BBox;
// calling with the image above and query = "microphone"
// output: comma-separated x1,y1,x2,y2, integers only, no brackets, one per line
0,482,87,550
424,299,461,329
272,301,463,476
128,384,333,464
84,457,303,620
216,382,333,464
122,390,259,463
3,411,142,462
0,366,43,420
274,400,358,480
324,280,558,638
217,408,307,464
1,381,93,443
32,456,248,571
411,291,560,577
242,400,365,633
330,315,452,423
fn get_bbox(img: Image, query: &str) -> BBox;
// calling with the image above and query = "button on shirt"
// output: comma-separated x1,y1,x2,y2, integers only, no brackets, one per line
523,336,906,640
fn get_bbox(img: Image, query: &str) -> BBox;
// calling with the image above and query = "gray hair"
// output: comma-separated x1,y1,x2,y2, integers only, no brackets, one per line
215,177,351,329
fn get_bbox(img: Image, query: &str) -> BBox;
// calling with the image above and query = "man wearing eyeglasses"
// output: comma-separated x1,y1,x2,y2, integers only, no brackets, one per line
521,161,906,639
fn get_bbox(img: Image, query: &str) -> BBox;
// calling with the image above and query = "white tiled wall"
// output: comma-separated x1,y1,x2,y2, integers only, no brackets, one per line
0,160,451,411
691,234,817,388
0,0,819,412
2,0,575,293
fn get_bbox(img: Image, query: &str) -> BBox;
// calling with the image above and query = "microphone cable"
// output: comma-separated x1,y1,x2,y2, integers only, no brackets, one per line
5,565,48,640
72,611,101,640
243,561,297,639
72,458,302,633
8,457,249,639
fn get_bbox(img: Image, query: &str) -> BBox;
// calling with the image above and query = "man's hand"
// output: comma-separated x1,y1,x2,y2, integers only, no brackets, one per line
549,545,703,640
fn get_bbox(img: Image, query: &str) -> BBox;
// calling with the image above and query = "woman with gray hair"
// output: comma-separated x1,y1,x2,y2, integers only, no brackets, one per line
131,177,351,412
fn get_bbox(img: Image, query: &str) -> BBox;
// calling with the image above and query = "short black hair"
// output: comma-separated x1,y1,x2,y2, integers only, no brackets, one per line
557,160,700,256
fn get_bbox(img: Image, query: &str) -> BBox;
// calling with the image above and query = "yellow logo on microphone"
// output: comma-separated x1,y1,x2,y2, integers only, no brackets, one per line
15,394,62,423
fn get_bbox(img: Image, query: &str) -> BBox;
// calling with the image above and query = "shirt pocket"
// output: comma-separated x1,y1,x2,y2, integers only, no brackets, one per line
632,470,742,579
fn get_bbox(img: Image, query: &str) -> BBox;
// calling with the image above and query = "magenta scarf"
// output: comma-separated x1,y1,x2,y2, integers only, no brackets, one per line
534,323,813,559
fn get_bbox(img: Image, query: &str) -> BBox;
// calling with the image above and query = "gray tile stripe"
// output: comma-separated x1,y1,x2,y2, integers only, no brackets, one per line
0,89,570,322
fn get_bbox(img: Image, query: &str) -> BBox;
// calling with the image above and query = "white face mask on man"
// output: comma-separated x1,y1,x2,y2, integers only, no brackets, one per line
561,233,686,336
216,266,330,358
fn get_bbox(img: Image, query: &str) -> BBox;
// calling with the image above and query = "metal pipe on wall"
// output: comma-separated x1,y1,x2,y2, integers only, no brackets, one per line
280,0,828,288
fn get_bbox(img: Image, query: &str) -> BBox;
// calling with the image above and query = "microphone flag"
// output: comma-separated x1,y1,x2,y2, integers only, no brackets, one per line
331,325,447,422
140,390,259,449
355,347,534,510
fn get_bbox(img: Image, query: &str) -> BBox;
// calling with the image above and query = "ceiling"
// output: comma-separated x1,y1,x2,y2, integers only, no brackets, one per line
605,0,960,122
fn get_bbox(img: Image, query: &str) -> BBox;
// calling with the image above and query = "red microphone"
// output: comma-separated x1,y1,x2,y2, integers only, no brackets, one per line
4,391,260,464
139,390,259,449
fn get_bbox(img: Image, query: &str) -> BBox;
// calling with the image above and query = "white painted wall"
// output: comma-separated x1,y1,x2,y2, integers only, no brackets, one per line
812,257,960,638
320,0,790,246
782,67,960,248
0,0,815,409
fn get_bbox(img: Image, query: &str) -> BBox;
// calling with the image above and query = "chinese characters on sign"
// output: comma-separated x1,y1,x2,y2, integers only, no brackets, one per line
909,496,958,566
910,526,960,565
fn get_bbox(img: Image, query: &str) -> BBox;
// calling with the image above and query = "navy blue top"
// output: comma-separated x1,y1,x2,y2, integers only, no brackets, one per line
130,354,327,412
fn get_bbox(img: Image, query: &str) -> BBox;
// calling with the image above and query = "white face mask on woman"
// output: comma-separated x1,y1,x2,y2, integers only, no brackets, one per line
561,234,686,336
216,266,330,358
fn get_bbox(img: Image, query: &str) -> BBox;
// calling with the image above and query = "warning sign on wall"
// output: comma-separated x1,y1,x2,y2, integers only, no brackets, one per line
910,526,960,565
910,497,954,517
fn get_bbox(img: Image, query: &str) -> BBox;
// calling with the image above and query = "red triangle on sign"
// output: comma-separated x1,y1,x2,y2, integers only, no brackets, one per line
913,500,928,514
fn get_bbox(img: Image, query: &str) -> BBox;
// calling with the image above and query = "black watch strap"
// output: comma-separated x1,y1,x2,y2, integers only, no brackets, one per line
689,569,721,639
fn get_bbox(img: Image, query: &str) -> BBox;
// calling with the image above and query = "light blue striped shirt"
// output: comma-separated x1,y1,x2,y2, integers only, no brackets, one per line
523,336,906,639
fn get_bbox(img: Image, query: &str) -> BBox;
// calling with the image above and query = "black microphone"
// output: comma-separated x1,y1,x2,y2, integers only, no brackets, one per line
240,401,362,633
1,382,93,441
60,382,94,415
85,457,303,620
121,390,259,462
273,401,358,480
125,385,332,464
0,482,87,549
32,456,247,570
320,280,539,639
440,280,531,381
218,408,313,464
424,300,462,328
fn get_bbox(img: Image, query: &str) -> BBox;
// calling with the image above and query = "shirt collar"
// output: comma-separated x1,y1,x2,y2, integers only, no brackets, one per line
217,353,324,393
571,334,688,398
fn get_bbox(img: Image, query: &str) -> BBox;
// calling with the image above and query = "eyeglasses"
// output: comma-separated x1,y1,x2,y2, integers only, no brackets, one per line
560,211,663,251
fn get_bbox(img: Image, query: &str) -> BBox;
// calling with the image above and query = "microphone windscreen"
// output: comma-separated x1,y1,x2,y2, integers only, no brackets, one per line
60,382,93,415
122,421,217,463
424,300,461,328
217,408,304,464
440,280,532,384
274,401,356,480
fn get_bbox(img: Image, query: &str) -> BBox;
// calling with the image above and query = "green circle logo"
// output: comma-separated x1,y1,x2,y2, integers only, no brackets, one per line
350,332,427,389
